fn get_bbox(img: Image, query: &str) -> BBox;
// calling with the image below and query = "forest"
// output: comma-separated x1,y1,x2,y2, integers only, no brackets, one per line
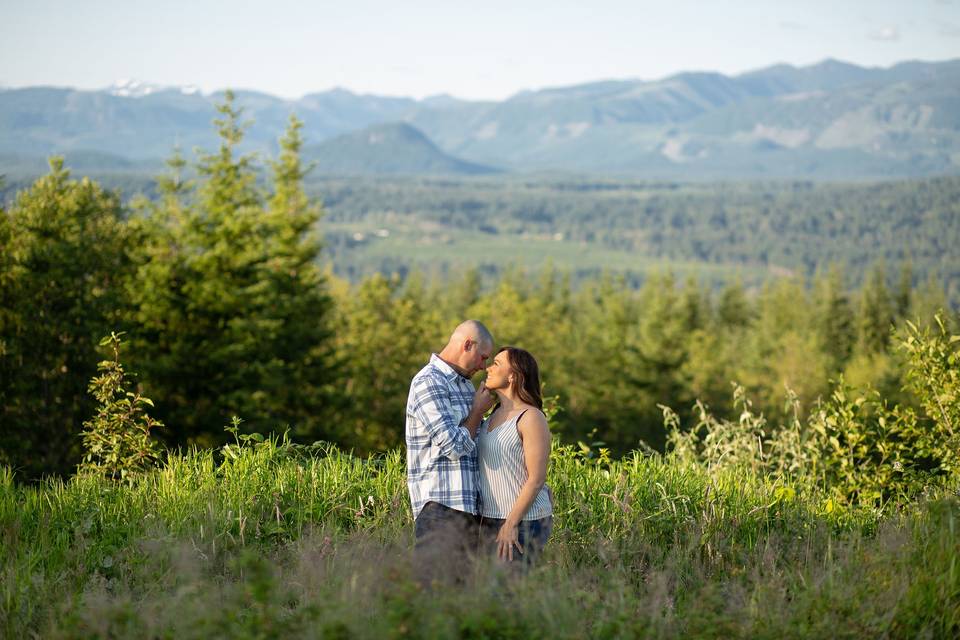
4,151,960,297
1,93,958,480
314,173,960,296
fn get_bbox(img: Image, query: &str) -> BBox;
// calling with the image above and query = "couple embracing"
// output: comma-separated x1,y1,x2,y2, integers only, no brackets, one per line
405,320,553,582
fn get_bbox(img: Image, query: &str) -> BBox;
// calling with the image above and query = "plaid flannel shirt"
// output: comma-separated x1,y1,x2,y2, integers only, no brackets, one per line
406,354,479,520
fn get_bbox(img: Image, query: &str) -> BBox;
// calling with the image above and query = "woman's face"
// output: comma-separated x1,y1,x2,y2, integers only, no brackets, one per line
484,351,512,391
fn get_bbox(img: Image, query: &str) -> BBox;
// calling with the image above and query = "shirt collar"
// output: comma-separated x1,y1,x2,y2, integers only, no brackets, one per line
430,353,471,383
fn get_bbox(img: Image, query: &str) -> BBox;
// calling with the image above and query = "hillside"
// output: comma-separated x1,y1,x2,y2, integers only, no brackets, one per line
1,58,959,178
301,122,497,175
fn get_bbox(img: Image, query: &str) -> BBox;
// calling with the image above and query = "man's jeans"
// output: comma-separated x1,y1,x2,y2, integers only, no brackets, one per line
414,501,479,585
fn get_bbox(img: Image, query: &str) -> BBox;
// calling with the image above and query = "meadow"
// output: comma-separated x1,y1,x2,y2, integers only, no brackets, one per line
2,420,958,639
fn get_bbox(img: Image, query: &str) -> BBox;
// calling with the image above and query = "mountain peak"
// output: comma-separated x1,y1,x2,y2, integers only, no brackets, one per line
109,79,201,98
808,58,865,73
303,122,497,175
420,93,463,108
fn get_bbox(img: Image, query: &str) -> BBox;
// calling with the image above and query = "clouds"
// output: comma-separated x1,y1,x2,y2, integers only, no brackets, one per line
868,25,901,42
941,22,960,38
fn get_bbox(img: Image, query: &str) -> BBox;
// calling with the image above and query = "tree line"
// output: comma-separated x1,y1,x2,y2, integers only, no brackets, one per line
6,158,959,300
310,173,960,298
1,93,956,479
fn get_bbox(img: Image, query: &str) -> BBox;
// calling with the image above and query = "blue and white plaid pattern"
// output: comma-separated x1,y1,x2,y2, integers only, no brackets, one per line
406,354,479,520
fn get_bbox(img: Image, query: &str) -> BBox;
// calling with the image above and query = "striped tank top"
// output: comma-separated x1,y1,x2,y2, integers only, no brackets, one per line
477,409,553,520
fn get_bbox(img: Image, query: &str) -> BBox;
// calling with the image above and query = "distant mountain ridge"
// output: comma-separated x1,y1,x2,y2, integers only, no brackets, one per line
1,58,959,178
301,122,498,175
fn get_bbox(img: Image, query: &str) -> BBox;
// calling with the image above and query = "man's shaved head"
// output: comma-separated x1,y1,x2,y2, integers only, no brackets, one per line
450,320,493,349
438,319,494,378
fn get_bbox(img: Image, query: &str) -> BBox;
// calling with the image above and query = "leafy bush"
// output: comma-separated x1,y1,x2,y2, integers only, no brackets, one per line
807,381,926,507
662,312,960,509
78,332,163,481
899,313,960,474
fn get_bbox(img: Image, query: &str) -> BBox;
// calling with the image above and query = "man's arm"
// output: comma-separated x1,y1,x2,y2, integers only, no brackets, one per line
410,374,477,460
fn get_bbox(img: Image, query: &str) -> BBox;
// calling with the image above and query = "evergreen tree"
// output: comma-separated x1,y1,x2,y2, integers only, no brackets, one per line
909,274,951,329
564,272,646,448
743,278,828,419
126,96,336,446
717,278,752,328
894,262,913,321
639,273,691,411
814,264,856,370
331,274,437,452
0,159,129,477
857,264,895,355
678,275,708,333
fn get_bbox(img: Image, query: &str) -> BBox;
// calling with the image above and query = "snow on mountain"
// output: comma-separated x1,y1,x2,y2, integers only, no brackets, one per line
109,79,202,98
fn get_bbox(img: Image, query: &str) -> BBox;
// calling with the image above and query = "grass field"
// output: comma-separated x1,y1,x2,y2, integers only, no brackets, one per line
325,221,778,288
2,435,958,639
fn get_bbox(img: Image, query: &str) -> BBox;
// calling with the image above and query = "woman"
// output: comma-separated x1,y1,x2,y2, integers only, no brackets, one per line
477,346,553,566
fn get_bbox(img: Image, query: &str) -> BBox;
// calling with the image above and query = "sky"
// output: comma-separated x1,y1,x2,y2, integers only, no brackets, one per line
2,0,959,101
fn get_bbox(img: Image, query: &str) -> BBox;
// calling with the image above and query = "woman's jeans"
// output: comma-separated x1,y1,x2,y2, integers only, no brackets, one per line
479,515,552,567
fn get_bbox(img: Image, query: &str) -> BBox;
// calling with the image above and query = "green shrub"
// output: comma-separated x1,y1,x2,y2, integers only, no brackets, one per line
78,332,163,481
662,313,960,509
899,312,960,474
807,381,927,507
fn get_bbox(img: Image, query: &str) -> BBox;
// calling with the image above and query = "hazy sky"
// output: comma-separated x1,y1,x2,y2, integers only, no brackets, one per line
3,0,959,100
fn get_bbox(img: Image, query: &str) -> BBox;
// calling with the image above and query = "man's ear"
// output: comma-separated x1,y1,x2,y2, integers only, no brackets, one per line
463,338,474,352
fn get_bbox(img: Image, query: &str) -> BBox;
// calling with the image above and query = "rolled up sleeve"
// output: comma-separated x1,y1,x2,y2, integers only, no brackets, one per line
411,374,476,460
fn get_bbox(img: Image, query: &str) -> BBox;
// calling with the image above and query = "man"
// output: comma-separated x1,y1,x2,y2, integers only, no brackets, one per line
405,320,496,581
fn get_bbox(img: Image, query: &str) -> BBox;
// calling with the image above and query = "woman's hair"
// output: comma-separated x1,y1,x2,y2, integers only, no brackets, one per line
497,346,542,410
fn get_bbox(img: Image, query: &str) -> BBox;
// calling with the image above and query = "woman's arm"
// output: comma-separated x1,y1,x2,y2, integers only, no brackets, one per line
496,409,551,560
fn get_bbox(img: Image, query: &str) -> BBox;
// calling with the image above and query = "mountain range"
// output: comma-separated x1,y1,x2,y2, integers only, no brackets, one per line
2,58,959,178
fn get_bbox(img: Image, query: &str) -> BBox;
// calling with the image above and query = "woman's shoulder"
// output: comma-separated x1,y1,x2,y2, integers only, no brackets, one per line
516,405,548,430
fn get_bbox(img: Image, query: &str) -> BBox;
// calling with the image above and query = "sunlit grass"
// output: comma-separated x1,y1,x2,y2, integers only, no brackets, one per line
1,437,957,638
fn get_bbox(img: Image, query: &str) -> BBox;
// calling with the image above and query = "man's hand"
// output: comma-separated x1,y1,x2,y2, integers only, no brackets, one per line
462,384,496,436
473,383,496,416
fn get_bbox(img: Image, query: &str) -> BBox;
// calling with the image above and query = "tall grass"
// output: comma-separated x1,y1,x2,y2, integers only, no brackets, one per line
2,435,958,638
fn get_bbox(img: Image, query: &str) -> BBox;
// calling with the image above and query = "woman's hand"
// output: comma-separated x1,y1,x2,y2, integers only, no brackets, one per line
496,521,523,561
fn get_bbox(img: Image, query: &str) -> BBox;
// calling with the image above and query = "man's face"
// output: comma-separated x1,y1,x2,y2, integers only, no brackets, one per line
464,339,492,377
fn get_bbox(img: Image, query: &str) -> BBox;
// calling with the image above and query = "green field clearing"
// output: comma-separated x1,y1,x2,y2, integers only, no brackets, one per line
326,222,778,284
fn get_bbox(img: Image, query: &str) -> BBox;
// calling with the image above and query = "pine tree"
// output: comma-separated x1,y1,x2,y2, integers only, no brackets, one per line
857,264,895,355
0,159,129,476
894,262,913,321
743,278,828,420
909,274,950,329
332,274,437,452
814,264,856,370
255,114,337,440
717,278,752,328
126,96,337,446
